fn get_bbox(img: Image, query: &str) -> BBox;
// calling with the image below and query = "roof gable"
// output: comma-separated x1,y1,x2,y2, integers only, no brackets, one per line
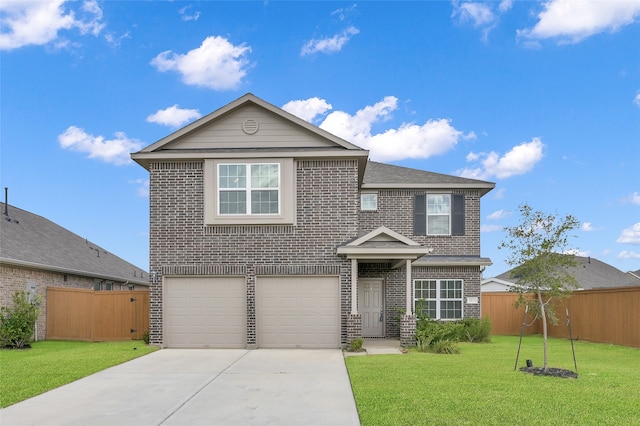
137,93,365,154
348,226,421,247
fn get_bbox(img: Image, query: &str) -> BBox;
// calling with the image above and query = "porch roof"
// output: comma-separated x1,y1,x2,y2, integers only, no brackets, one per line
337,226,433,264
413,255,493,267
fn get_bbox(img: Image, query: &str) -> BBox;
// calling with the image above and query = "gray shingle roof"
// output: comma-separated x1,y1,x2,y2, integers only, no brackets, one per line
1,205,148,285
496,256,639,290
362,161,495,195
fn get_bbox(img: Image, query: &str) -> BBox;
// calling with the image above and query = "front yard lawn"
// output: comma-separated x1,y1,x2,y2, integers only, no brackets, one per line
0,340,158,408
346,335,640,425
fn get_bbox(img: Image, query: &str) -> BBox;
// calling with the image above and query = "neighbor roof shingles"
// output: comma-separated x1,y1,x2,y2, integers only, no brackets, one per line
0,205,148,285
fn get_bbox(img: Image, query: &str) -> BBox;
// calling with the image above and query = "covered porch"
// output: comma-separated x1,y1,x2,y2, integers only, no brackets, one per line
337,227,433,346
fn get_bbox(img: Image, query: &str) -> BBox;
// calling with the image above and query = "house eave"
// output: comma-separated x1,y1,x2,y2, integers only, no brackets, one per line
0,258,149,286
132,149,370,185
361,182,496,196
131,149,369,166
337,249,433,257
413,256,493,267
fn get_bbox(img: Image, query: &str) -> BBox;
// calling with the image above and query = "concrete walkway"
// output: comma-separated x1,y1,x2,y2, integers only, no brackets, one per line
344,338,405,357
0,349,360,426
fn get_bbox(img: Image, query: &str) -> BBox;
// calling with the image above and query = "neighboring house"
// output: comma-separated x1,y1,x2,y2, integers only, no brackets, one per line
131,93,495,349
0,203,148,340
481,256,640,292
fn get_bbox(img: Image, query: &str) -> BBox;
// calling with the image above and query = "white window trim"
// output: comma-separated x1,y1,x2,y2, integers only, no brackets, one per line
426,193,451,236
218,163,281,216
204,158,295,225
361,192,378,211
414,278,464,320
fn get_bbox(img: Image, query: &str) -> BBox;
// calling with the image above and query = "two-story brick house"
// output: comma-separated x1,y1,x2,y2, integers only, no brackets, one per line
132,93,494,349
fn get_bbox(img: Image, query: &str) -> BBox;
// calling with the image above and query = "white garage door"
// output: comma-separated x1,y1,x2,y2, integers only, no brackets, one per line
257,276,341,348
164,277,246,348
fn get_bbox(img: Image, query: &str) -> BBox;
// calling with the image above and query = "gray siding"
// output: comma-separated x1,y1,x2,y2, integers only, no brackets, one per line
166,105,335,150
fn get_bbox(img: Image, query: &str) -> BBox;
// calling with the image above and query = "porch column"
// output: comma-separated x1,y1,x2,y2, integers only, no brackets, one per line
405,259,412,315
351,258,358,314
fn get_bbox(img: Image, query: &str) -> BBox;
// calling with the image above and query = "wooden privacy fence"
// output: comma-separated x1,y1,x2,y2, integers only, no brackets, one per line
481,287,640,348
46,287,149,341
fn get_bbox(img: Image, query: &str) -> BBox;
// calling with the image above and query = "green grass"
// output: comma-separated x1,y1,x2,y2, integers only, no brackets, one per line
346,336,640,425
0,340,158,408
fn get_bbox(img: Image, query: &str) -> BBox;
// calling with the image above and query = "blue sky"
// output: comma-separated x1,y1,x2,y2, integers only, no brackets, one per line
2,1,639,278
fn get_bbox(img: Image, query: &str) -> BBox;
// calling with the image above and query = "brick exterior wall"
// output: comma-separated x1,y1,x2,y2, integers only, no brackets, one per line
147,159,486,347
358,263,482,338
359,189,482,255
148,159,360,347
0,264,101,340
356,188,484,339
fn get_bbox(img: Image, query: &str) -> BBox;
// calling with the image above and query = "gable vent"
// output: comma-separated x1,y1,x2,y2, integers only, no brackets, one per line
242,119,259,135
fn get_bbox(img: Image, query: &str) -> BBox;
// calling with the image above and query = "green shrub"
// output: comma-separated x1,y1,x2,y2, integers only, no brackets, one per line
348,337,364,352
459,317,492,343
0,292,40,349
142,330,150,345
415,317,463,354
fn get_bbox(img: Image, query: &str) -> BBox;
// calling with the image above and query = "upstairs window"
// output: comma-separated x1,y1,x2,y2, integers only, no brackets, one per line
361,193,378,211
413,193,465,236
204,158,295,225
218,163,280,215
427,194,450,235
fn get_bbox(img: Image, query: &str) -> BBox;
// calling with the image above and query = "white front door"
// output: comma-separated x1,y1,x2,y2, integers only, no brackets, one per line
358,279,384,337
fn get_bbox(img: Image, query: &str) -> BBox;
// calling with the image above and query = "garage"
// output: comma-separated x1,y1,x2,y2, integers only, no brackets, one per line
164,277,246,348
256,276,341,348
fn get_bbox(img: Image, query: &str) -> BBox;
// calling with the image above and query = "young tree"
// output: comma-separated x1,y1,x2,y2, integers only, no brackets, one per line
499,204,580,370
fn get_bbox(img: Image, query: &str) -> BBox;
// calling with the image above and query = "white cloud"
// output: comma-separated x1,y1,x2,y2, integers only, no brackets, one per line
146,105,202,128
301,26,359,56
452,1,495,27
518,0,640,44
58,126,143,165
491,187,506,200
179,5,200,21
480,224,503,232
331,4,358,21
104,31,130,48
315,96,469,162
457,138,545,180
488,209,511,220
130,178,149,197
634,92,640,107
622,191,640,205
618,250,640,260
282,98,333,122
581,222,595,232
499,0,514,13
0,0,104,50
151,36,251,90
451,0,514,41
565,248,590,257
284,96,470,162
617,223,640,245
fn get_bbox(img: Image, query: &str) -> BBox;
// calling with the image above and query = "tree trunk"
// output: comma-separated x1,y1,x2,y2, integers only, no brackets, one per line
538,291,548,370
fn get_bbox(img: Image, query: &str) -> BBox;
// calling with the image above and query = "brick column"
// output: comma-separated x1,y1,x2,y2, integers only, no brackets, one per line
347,313,362,346
246,264,256,349
400,314,416,347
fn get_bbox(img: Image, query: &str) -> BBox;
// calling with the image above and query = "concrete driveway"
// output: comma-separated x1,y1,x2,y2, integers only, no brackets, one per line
0,349,360,426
